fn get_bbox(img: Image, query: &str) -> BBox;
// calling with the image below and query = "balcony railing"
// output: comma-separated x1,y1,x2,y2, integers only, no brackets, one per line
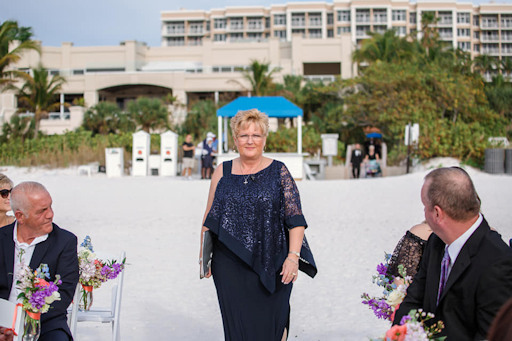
481,21,499,28
167,29,185,35
188,28,204,35
229,23,244,31
356,16,370,23
291,19,306,27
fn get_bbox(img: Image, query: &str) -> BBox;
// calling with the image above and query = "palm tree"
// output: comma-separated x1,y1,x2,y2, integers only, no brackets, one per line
474,54,497,77
0,21,41,90
241,60,281,96
14,64,66,138
82,101,134,135
127,97,169,133
353,30,411,65
500,57,512,80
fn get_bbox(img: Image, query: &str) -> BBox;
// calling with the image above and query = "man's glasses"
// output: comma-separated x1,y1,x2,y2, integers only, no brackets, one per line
237,134,263,142
0,189,11,199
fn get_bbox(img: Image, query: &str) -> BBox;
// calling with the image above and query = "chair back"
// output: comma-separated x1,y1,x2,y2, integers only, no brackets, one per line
0,298,24,341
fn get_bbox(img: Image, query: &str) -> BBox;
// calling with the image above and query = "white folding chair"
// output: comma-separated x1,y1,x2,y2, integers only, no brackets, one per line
0,298,25,341
68,251,126,341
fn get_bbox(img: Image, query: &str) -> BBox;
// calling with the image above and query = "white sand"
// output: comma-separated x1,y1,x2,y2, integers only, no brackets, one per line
2,158,511,340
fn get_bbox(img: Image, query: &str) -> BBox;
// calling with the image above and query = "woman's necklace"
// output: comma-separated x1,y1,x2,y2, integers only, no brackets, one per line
240,158,263,185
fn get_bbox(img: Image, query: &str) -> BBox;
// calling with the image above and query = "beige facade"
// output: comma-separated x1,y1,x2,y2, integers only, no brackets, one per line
1,0,511,135
1,34,353,133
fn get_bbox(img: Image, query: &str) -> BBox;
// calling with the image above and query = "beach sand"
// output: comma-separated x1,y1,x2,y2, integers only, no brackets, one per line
2,158,511,340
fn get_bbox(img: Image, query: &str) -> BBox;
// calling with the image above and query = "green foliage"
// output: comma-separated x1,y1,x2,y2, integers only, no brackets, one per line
0,129,133,168
266,125,322,156
127,97,169,133
241,60,281,96
82,102,135,135
13,63,66,138
180,99,218,141
0,20,41,90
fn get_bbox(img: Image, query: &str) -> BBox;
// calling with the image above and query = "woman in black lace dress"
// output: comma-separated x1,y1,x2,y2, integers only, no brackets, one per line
200,109,317,341
387,222,432,280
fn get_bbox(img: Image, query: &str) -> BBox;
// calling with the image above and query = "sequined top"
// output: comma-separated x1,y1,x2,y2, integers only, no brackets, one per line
204,160,317,293
387,230,427,278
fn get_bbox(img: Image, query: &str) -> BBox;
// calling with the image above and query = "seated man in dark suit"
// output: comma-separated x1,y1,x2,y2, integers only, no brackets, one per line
393,167,512,340
0,182,79,341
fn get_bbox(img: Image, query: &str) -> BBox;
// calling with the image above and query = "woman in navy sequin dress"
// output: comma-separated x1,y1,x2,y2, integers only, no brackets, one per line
200,109,317,341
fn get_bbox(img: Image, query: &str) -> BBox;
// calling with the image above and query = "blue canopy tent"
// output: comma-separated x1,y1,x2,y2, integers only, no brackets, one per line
216,96,304,155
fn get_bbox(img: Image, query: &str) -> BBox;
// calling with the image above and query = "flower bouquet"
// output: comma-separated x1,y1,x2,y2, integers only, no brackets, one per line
374,309,446,341
78,236,125,310
16,263,61,341
361,253,412,321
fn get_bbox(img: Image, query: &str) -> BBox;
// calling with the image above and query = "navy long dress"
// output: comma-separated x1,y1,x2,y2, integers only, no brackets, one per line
204,160,317,341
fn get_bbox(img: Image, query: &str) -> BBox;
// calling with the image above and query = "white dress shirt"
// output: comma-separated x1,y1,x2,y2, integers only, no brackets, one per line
8,222,49,303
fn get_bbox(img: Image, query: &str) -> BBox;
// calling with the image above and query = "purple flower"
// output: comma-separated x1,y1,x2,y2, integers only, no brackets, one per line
400,315,412,325
376,263,388,276
29,291,47,310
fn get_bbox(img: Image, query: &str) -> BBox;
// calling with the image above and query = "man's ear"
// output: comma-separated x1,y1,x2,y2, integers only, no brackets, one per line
14,210,24,223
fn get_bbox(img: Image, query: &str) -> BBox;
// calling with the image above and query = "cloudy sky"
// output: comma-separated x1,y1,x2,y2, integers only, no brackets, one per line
2,0,511,47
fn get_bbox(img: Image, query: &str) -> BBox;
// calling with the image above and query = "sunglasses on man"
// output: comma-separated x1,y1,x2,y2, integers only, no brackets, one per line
0,189,11,199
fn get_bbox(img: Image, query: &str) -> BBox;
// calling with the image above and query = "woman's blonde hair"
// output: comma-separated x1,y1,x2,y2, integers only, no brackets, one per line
0,173,13,188
230,109,269,137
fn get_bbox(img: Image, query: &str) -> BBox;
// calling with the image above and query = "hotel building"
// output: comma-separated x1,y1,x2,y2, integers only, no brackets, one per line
1,0,511,134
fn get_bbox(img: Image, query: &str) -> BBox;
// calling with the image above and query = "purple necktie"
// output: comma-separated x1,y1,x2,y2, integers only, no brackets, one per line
437,248,451,306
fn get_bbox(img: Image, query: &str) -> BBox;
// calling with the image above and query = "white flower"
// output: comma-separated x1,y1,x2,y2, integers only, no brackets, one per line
45,291,60,304
386,288,406,306
404,321,429,341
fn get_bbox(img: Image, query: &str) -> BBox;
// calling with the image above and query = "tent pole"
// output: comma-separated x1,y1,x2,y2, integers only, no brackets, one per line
298,115,302,154
218,116,223,155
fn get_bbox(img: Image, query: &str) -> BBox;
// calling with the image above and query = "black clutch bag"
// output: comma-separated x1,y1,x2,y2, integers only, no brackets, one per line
200,230,213,279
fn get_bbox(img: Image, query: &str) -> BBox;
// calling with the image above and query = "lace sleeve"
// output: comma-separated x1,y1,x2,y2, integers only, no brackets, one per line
280,163,308,229
387,231,427,278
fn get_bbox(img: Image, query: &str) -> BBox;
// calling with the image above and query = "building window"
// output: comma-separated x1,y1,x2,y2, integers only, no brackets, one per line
374,25,387,34
206,21,210,31
438,27,452,39
274,14,286,26
481,16,498,28
392,10,406,22
373,9,387,24
473,15,479,26
327,13,333,25
188,37,202,46
457,12,470,24
309,29,322,38
167,37,184,46
266,17,270,28
274,30,286,40
337,10,350,22
309,13,322,27
327,29,333,37
356,26,370,37
230,33,244,41
395,26,407,36
356,9,370,23
438,12,452,25
473,44,480,52
247,18,263,30
230,17,244,30
214,18,226,29
166,22,185,35
457,28,470,37
247,32,262,40
337,26,350,35
457,41,470,51
474,31,480,39
292,13,306,27
189,22,203,34
482,30,499,41
72,69,84,75
410,12,416,24
213,34,226,42
291,29,306,37
502,15,512,28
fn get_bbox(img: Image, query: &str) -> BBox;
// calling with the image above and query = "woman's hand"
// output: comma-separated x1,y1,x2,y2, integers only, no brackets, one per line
280,255,299,284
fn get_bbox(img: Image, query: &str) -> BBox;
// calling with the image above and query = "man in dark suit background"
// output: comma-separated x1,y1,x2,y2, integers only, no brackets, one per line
350,143,364,179
393,167,512,340
0,182,79,341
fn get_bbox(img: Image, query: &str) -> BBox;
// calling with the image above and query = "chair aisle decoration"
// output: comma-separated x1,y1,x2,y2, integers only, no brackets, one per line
77,236,125,311
16,263,62,341
69,236,126,341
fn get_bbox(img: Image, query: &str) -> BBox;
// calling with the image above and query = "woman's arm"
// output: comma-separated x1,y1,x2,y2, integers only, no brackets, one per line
281,226,305,284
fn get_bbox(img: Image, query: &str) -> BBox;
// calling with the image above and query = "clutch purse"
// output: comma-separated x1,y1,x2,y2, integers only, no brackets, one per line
200,230,213,279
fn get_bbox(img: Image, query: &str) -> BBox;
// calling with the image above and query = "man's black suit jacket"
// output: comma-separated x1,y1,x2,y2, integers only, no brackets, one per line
0,222,79,338
393,218,512,340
